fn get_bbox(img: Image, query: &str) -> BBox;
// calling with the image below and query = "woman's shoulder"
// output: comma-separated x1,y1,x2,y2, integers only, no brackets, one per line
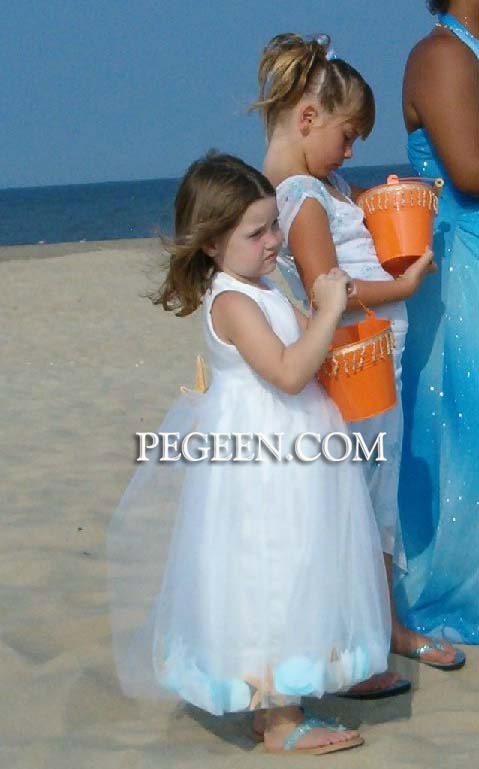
406,28,475,74
404,28,476,126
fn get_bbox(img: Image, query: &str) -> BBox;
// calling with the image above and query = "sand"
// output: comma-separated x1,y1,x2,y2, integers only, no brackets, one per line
1,239,477,769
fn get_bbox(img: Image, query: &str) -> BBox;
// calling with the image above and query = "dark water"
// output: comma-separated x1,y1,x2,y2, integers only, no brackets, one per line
0,164,412,247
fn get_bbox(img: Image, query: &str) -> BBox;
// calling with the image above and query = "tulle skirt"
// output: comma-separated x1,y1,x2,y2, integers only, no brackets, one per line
108,376,391,715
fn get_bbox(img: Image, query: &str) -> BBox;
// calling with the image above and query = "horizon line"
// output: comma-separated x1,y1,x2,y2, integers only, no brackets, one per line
0,162,413,195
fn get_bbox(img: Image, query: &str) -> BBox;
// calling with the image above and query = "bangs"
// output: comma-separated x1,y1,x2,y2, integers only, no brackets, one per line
342,82,375,139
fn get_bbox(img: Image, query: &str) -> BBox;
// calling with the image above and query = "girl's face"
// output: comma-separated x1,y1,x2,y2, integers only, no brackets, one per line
209,196,283,284
304,112,359,178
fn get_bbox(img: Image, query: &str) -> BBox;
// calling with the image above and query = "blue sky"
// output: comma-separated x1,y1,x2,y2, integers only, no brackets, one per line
1,1,432,188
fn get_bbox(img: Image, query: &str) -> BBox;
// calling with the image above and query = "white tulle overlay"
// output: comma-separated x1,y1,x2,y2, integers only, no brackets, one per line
276,173,409,570
108,272,391,715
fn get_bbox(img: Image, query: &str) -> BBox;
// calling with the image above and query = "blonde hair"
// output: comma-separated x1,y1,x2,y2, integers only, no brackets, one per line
251,33,375,141
150,151,275,316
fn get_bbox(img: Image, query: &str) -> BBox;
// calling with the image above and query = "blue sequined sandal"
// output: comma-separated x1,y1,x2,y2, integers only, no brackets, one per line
263,714,363,755
406,641,466,670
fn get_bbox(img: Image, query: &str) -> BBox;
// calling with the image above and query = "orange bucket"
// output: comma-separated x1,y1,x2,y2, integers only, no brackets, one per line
317,309,397,422
357,175,442,276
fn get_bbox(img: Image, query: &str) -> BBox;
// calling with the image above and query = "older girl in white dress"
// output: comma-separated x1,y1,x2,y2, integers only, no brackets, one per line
252,33,446,687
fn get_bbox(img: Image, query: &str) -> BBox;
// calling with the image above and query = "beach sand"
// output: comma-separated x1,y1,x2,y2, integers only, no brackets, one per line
1,239,477,769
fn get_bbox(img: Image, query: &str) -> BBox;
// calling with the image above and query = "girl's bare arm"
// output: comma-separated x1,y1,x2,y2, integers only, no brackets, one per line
288,198,434,309
210,287,344,395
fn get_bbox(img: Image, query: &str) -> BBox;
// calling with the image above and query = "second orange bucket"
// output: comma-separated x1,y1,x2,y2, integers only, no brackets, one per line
357,175,442,276
317,310,397,422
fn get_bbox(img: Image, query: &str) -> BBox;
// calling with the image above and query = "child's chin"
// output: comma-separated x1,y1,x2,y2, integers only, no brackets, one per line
263,260,277,273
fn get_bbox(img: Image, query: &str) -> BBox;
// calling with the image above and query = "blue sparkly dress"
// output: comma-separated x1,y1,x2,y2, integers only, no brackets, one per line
395,14,479,643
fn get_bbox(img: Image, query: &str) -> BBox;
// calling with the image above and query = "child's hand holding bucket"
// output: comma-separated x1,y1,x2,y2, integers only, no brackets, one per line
312,268,350,316
397,246,437,297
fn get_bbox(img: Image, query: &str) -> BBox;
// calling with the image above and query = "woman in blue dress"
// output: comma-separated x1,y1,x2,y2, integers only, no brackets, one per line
397,0,479,651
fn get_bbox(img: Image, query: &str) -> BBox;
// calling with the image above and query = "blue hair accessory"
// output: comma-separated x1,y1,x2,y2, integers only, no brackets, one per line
315,32,337,61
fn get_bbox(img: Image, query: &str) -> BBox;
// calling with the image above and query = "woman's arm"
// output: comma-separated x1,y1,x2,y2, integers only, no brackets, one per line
403,34,479,195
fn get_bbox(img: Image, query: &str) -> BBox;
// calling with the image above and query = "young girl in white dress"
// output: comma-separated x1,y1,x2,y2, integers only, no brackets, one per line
252,33,458,678
108,151,391,755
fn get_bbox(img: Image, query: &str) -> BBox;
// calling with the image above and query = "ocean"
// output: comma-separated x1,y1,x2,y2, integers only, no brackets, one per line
0,164,412,247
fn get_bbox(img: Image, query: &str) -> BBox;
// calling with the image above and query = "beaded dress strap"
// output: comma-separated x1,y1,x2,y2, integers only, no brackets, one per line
437,13,479,59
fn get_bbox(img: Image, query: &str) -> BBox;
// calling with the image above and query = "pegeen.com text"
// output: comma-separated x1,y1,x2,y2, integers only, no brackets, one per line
136,431,387,464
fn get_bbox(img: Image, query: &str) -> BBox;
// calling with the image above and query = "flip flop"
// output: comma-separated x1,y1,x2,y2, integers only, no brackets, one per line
337,677,411,700
406,641,466,670
263,715,363,755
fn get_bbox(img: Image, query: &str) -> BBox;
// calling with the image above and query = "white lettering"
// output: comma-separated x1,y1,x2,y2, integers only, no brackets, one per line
294,432,322,462
232,433,255,462
255,433,283,462
136,432,159,462
352,432,387,462
181,432,209,462
322,432,353,462
210,433,233,462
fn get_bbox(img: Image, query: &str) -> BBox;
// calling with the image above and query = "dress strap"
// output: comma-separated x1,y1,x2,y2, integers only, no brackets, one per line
437,13,479,60
328,171,353,201
205,272,276,306
203,272,275,349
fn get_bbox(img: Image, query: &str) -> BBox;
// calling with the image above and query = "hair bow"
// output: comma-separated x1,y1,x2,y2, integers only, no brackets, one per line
315,32,337,60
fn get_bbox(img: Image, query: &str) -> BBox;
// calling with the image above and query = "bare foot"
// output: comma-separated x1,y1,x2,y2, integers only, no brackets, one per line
391,623,458,665
383,554,463,668
263,706,360,753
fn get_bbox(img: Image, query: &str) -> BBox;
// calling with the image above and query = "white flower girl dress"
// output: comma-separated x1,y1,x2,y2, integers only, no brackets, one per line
108,270,391,716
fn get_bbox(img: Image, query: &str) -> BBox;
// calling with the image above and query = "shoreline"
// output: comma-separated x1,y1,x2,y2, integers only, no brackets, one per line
0,236,159,263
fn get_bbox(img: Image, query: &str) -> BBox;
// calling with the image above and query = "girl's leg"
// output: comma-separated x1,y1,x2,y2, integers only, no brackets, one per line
262,705,360,752
385,554,458,664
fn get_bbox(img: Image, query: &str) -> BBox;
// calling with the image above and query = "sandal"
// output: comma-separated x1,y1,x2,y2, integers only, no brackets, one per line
263,715,363,755
338,676,411,700
405,641,465,670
